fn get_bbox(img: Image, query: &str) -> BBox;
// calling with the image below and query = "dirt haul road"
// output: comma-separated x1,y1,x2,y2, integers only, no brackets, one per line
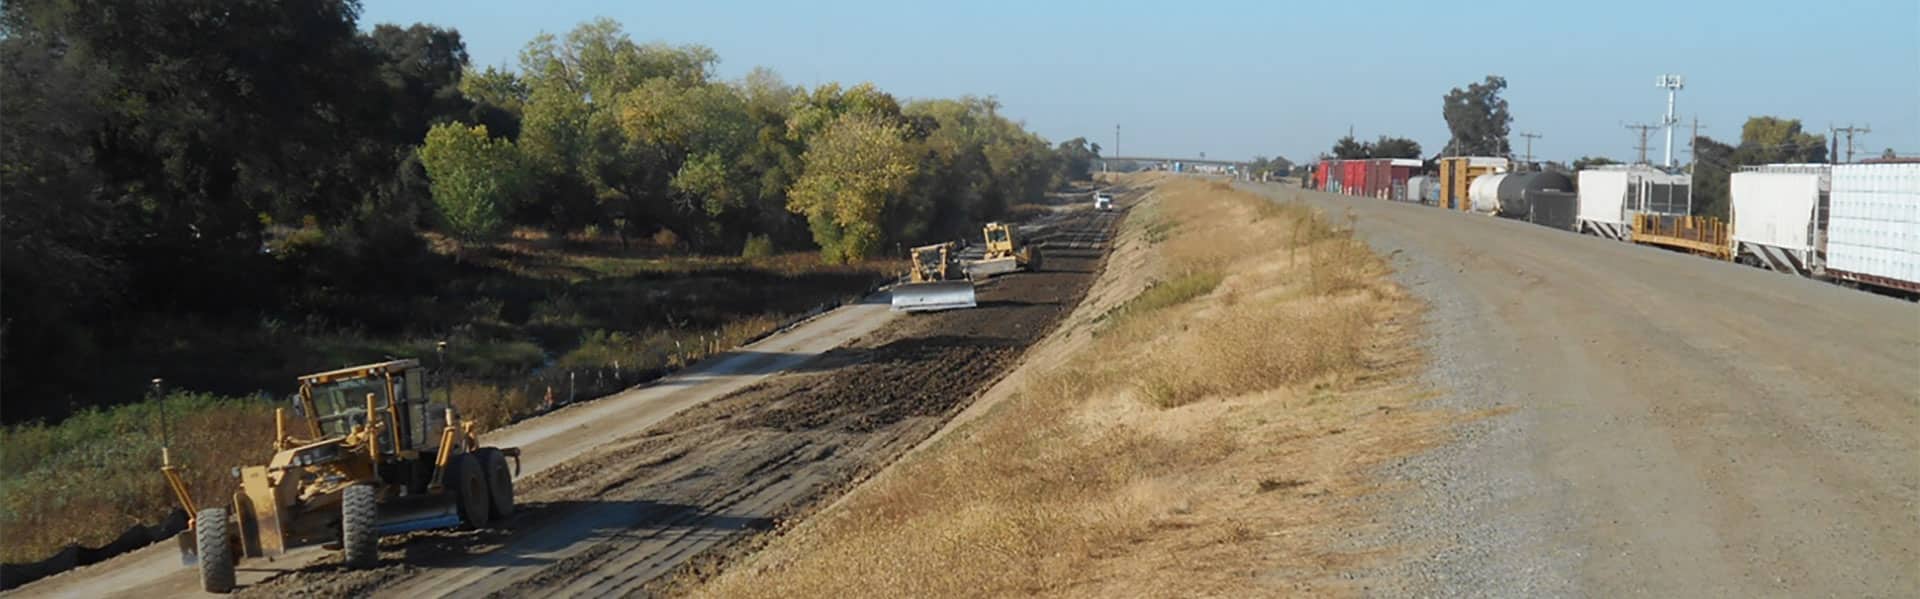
265,207,1119,599
1242,182,1919,597
9,300,902,598
55,206,1106,598
11,206,1118,599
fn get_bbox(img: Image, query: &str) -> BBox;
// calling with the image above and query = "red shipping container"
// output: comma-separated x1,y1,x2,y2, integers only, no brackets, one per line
1344,161,1367,196
1366,159,1391,198
1386,160,1418,200
1316,159,1334,190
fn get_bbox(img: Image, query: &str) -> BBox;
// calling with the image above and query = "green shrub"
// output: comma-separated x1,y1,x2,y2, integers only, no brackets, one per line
1102,270,1223,329
741,234,775,259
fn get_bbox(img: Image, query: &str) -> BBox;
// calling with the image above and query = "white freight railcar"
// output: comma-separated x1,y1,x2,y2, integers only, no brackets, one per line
1575,166,1691,240
1825,163,1920,294
1730,169,1827,275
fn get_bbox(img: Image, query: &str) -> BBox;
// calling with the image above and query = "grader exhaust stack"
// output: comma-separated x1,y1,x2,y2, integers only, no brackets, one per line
890,242,977,312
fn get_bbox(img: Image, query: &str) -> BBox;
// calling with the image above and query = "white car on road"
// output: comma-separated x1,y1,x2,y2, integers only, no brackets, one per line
1094,192,1113,211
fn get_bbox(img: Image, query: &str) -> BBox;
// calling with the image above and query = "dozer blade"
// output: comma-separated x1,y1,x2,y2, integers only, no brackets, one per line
964,257,1020,278
889,281,977,312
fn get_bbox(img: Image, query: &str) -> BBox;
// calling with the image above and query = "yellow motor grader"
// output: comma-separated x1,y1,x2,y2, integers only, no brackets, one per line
160,358,518,593
965,222,1042,279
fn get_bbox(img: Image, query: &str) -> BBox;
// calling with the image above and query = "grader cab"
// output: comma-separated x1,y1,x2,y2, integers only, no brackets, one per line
161,358,518,593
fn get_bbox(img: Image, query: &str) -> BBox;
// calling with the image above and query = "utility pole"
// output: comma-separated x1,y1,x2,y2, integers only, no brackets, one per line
1678,117,1711,215
1830,125,1839,164
1834,124,1872,163
1687,117,1708,162
1518,132,1542,165
1114,124,1121,161
1625,123,1658,165
1656,74,1685,167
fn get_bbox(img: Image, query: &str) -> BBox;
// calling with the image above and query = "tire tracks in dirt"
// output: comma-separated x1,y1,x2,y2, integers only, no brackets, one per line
238,203,1128,598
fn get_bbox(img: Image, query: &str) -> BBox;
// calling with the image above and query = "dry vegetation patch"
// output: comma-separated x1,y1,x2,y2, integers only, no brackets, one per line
694,176,1454,597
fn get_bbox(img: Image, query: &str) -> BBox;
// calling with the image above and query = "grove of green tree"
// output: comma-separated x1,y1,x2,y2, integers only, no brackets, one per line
0,3,1097,422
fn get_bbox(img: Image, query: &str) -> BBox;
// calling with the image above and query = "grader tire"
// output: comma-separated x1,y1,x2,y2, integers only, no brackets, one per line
196,508,236,593
448,453,492,528
341,483,379,569
478,448,515,520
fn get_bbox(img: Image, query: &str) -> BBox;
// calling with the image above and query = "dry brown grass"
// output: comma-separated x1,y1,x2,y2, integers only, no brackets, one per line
0,394,276,564
692,176,1452,597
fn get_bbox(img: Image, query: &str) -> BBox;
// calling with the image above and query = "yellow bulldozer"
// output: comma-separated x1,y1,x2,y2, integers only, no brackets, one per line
965,222,1042,278
890,241,978,312
161,358,518,593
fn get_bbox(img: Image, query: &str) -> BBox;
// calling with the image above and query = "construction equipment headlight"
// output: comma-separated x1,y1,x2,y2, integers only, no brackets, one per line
289,444,342,467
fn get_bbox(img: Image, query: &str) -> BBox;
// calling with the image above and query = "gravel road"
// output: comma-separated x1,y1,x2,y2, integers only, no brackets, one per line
1242,182,1919,598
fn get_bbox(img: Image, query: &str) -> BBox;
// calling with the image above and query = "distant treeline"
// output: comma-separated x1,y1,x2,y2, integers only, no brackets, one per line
0,1,1101,421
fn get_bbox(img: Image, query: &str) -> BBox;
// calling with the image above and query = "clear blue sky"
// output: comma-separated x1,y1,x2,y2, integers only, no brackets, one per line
364,0,1918,164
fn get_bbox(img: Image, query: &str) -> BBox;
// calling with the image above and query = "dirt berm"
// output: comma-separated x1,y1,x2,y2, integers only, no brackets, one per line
237,205,1127,598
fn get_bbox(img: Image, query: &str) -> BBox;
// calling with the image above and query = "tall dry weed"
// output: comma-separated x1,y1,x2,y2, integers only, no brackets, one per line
694,175,1412,598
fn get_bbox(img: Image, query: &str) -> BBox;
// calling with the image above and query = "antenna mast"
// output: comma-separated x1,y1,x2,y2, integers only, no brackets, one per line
1655,74,1685,167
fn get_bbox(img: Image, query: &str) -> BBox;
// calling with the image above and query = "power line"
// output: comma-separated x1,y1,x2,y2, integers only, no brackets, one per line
1834,124,1871,163
1624,123,1658,165
1687,116,1708,160
1518,132,1543,164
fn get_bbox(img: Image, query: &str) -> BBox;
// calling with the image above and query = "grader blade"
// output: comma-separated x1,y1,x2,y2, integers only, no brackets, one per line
175,530,199,566
375,494,462,535
964,256,1020,278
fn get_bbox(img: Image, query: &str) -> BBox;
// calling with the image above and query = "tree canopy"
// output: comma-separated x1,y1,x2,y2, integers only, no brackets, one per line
789,113,917,263
1328,135,1420,159
1442,75,1513,157
0,5,1091,422
1247,156,1294,179
1736,116,1828,164
1332,136,1370,159
1572,156,1621,171
1371,136,1422,159
418,124,526,244
1688,116,1829,220
1053,138,1102,184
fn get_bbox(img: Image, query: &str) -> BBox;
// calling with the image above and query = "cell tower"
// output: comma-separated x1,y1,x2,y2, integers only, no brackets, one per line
1656,74,1685,167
